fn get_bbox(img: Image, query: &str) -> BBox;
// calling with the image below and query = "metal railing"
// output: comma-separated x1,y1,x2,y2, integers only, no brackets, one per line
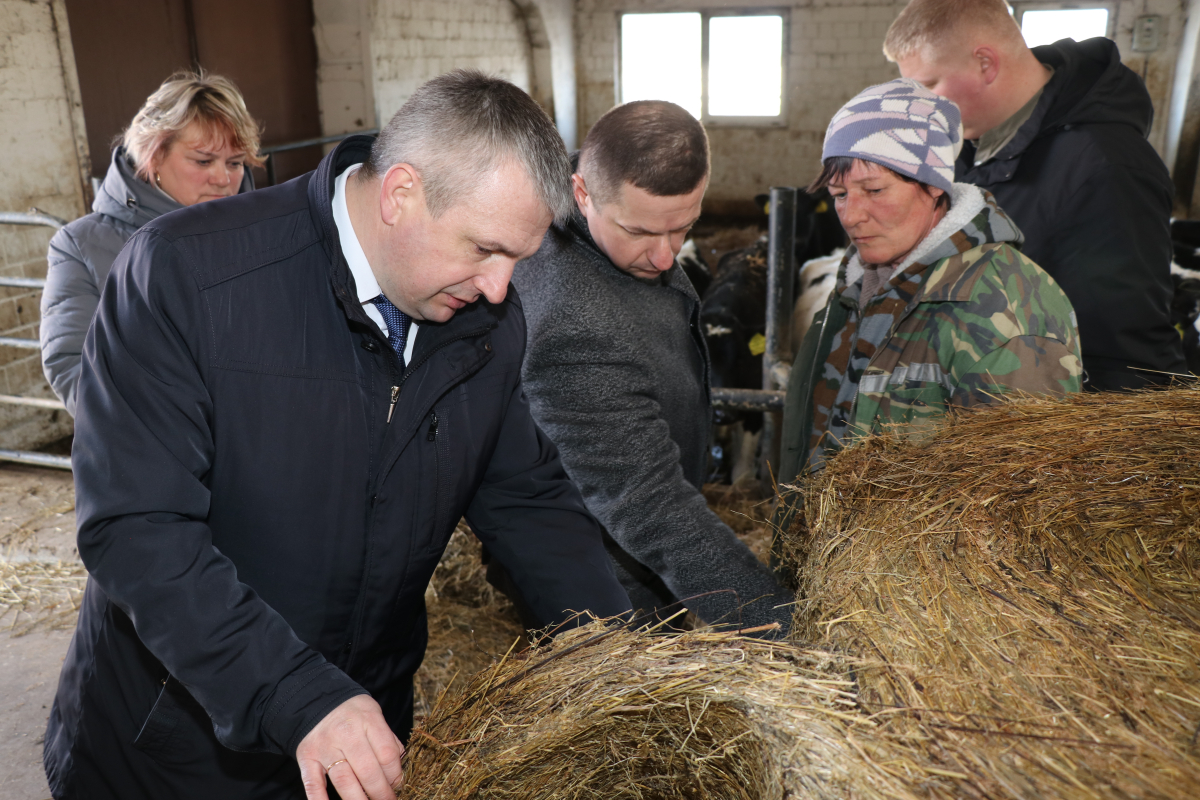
702,187,799,487
261,129,379,185
0,209,71,469
0,210,67,230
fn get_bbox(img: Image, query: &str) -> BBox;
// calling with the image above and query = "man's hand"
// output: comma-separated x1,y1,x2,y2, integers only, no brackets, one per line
296,695,405,800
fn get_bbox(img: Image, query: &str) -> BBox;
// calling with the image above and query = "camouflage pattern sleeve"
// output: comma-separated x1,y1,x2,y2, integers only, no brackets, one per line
951,333,1083,407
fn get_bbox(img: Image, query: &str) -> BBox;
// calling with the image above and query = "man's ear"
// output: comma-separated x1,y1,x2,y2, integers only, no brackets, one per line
571,173,591,213
974,45,1001,86
380,163,420,227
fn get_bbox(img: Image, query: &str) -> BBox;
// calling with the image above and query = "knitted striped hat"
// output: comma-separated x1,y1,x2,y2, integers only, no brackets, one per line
821,78,963,194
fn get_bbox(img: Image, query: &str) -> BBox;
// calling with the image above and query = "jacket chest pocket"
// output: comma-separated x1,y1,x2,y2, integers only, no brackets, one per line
857,364,955,436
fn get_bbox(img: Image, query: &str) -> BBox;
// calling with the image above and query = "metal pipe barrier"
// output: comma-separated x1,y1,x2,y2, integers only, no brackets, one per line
0,276,47,289
0,210,67,230
0,210,71,468
711,388,786,412
0,394,65,410
0,449,71,470
0,337,41,350
262,129,380,185
760,187,798,489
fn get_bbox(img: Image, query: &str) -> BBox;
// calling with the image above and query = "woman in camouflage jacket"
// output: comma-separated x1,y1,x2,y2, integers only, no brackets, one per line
777,79,1082,498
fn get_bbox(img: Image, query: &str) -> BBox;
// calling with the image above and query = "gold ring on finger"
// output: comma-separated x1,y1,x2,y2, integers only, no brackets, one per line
325,758,349,772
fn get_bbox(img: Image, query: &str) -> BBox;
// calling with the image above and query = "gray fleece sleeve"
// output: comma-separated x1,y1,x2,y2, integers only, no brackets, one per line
521,322,793,636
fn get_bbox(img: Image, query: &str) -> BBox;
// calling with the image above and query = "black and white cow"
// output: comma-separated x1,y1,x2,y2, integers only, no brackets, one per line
698,189,845,484
1171,220,1200,375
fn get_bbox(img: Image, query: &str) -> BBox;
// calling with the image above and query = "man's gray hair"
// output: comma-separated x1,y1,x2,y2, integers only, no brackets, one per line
365,70,572,222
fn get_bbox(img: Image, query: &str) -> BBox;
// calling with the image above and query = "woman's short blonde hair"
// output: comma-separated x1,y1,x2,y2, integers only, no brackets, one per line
122,70,264,180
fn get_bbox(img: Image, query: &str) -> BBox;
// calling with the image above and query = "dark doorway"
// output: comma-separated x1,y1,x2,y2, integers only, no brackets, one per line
64,0,322,188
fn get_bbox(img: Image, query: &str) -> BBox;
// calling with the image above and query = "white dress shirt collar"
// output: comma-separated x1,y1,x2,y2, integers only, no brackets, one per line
332,164,418,361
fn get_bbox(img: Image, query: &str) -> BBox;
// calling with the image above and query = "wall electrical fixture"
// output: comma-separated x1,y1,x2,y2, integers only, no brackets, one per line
1132,14,1163,53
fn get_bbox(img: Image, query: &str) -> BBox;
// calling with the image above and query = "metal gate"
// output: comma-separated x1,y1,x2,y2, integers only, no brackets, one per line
0,210,71,470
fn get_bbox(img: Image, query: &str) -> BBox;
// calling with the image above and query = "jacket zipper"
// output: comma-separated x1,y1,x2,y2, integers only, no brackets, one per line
385,327,492,424
387,386,400,423
347,327,492,669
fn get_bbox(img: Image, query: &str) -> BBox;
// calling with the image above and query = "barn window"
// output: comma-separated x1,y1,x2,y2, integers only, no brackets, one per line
1011,4,1112,47
620,10,787,126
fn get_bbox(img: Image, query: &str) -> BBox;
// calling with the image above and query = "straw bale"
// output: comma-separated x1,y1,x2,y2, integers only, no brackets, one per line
403,623,965,800
779,387,1200,798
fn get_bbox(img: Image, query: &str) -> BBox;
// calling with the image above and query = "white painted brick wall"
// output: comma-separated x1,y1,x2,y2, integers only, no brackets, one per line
371,0,532,122
576,0,908,204
0,0,86,445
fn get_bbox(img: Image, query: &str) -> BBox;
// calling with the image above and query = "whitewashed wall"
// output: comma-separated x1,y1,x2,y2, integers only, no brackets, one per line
0,0,87,447
369,0,534,122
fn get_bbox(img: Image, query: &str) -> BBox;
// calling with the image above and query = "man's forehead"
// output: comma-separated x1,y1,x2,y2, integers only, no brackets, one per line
611,181,704,231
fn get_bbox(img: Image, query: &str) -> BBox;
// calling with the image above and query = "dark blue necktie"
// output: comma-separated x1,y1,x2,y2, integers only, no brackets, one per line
370,294,411,364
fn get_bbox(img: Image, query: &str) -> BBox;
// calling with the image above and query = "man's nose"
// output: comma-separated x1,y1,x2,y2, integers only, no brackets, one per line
476,261,515,305
648,236,675,271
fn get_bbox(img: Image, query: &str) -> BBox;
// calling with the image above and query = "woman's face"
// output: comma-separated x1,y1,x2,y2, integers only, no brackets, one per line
152,121,246,206
828,160,945,266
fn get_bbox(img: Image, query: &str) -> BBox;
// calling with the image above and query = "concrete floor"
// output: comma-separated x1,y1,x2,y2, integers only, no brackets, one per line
0,628,69,800
0,463,78,800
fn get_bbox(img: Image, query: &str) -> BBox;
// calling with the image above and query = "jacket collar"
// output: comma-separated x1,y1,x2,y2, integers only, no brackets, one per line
308,136,502,349
94,147,182,227
921,189,1022,302
837,185,1022,303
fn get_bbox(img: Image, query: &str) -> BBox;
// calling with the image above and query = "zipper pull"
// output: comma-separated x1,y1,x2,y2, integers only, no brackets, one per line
387,386,400,423
427,412,439,441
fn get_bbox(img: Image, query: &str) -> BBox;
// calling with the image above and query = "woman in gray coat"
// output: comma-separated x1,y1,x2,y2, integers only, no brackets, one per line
40,71,261,415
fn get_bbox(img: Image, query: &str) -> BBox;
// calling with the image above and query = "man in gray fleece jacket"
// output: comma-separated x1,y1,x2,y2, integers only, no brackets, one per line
510,101,793,635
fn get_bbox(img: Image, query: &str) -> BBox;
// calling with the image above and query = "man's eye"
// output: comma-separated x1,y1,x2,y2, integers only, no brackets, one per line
475,245,492,256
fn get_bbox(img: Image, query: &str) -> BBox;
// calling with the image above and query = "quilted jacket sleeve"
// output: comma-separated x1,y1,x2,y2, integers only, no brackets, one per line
40,224,102,416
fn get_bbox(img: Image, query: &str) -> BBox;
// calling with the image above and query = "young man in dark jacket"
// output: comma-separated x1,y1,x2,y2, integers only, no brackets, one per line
887,0,1185,391
510,101,794,637
44,71,630,800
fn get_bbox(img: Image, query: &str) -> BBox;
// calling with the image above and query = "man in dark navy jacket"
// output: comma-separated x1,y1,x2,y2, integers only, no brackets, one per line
44,70,630,800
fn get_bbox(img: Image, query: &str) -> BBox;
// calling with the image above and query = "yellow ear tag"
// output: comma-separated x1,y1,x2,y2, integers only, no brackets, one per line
748,333,766,356
815,200,828,213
